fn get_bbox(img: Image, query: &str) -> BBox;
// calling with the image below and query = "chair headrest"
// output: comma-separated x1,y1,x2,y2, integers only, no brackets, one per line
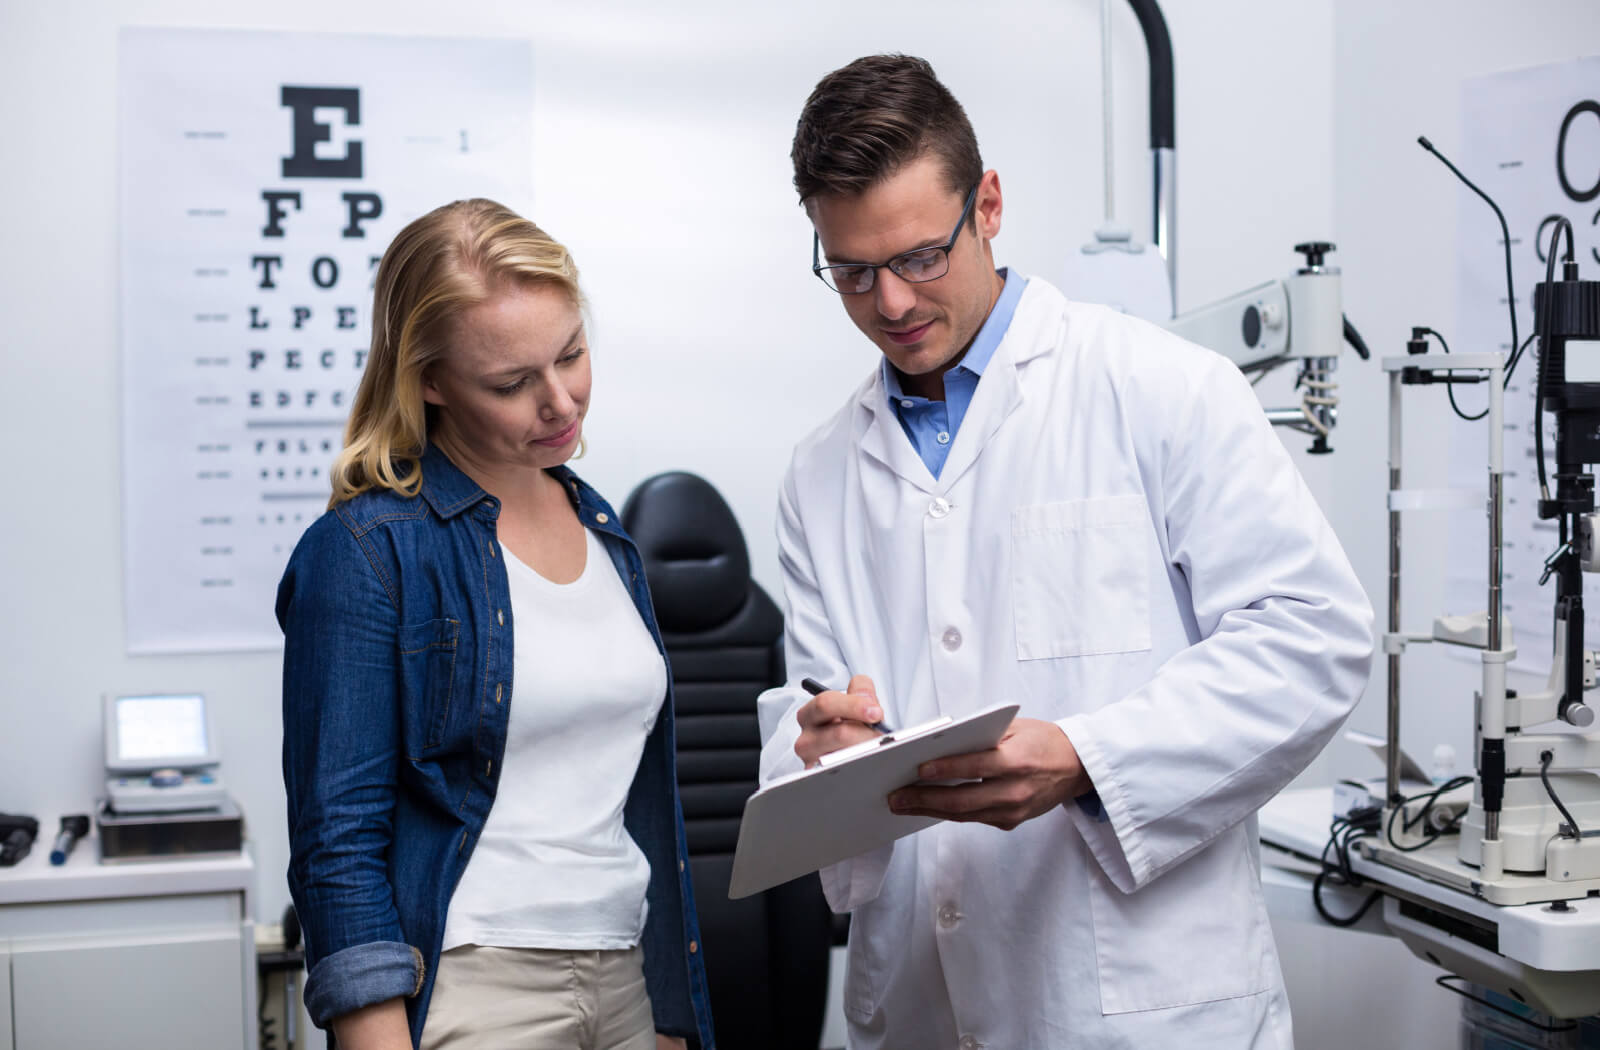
621,472,752,633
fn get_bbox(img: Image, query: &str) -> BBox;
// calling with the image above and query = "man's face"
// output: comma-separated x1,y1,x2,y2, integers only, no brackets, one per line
808,155,1003,398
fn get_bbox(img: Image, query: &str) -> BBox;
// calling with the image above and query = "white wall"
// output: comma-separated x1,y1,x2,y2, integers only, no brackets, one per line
0,0,1332,917
4,0,1591,1045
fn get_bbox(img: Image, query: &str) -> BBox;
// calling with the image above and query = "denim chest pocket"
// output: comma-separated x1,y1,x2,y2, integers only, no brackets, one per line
397,618,460,751
1011,495,1152,661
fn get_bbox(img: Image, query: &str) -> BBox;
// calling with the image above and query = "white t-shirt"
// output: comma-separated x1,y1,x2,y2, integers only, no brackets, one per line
441,527,667,951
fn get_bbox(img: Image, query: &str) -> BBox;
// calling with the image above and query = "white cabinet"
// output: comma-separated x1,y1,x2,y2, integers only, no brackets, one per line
0,940,12,1050
0,841,256,1050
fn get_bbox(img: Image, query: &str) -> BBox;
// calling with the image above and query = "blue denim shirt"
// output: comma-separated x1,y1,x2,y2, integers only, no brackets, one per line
277,444,715,1048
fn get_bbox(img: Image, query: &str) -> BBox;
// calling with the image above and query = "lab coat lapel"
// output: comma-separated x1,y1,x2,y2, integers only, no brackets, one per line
934,356,1022,493
935,289,1054,491
856,378,939,495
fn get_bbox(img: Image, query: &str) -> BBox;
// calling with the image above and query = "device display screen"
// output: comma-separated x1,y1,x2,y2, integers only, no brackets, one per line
115,694,209,761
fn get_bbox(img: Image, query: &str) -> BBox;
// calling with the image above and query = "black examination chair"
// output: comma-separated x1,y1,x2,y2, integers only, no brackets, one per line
622,472,833,1050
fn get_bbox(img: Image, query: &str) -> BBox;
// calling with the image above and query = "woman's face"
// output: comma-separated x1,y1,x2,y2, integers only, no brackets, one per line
422,282,591,476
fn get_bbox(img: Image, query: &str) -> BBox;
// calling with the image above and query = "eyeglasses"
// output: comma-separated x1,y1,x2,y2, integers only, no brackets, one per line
812,184,979,295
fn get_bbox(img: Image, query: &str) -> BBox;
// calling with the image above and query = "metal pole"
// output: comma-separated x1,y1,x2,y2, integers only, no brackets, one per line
1101,0,1115,226
1154,147,1176,301
1124,0,1176,306
1387,368,1404,804
1482,357,1507,864
1488,358,1504,651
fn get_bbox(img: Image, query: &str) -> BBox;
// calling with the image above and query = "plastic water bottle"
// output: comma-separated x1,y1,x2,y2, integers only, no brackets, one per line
1431,744,1457,783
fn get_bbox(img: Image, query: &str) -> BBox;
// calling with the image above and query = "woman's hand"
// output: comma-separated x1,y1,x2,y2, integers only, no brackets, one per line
331,999,411,1050
656,1036,688,1050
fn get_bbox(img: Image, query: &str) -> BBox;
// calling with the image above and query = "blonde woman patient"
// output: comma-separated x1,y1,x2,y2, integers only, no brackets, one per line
277,199,716,1050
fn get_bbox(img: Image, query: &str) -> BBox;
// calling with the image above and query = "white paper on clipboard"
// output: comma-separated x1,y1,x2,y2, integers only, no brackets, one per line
728,703,1020,899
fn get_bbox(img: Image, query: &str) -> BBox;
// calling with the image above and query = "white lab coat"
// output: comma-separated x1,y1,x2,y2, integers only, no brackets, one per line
757,278,1375,1050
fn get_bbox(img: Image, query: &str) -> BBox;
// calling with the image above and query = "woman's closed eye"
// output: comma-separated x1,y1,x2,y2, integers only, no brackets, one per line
491,349,583,395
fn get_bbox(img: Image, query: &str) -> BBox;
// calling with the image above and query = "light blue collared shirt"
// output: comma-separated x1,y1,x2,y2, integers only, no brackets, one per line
883,268,1028,479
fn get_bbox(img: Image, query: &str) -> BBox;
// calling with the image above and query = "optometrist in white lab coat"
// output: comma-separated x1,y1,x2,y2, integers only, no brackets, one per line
761,70,1375,1049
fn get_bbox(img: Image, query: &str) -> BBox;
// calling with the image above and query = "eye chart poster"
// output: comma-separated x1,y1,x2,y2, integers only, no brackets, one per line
1447,57,1600,674
120,29,532,653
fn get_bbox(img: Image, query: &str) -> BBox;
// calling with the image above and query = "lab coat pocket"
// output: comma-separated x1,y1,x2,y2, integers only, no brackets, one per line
1011,496,1151,660
1086,831,1273,1014
397,617,460,752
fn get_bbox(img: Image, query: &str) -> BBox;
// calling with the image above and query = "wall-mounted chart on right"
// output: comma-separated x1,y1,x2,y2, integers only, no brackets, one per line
1447,56,1600,676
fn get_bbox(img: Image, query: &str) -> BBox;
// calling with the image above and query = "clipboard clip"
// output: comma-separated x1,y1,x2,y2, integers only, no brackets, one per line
817,716,955,768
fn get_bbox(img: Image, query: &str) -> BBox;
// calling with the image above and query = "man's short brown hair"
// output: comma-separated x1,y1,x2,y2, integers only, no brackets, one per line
790,54,983,207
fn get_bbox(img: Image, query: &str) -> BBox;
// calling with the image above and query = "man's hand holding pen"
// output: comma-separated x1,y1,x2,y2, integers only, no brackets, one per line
794,674,892,768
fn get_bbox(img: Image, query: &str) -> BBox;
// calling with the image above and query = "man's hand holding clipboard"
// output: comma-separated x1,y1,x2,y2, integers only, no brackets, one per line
730,684,1016,899
729,674,1095,898
793,674,1092,832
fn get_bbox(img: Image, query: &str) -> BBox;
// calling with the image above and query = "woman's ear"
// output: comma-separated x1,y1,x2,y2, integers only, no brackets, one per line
420,366,447,407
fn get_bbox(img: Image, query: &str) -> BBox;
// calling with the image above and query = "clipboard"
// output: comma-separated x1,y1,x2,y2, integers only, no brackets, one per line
728,703,1019,899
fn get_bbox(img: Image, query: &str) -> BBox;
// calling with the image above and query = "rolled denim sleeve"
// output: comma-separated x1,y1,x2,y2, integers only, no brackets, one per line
303,941,425,1027
278,513,415,1026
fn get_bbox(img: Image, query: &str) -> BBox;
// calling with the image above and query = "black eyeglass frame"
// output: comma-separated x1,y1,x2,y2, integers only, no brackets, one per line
811,183,980,295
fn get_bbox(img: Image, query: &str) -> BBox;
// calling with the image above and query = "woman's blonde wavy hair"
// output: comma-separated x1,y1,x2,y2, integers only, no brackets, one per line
328,198,583,508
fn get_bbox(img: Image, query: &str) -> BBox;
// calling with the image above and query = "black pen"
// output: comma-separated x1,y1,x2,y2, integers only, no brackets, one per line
800,677,895,734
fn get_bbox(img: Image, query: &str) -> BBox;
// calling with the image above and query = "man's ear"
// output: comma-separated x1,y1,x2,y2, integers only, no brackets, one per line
976,168,1003,241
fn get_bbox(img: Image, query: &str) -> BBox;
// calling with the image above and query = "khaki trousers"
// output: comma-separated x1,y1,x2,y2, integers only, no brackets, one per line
420,944,656,1050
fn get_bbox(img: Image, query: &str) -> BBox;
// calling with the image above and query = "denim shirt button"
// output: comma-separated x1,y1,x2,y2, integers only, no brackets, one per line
497,609,504,626
689,940,698,954
595,512,609,524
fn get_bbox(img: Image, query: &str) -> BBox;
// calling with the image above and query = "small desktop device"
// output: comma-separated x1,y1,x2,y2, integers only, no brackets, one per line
103,693,228,815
